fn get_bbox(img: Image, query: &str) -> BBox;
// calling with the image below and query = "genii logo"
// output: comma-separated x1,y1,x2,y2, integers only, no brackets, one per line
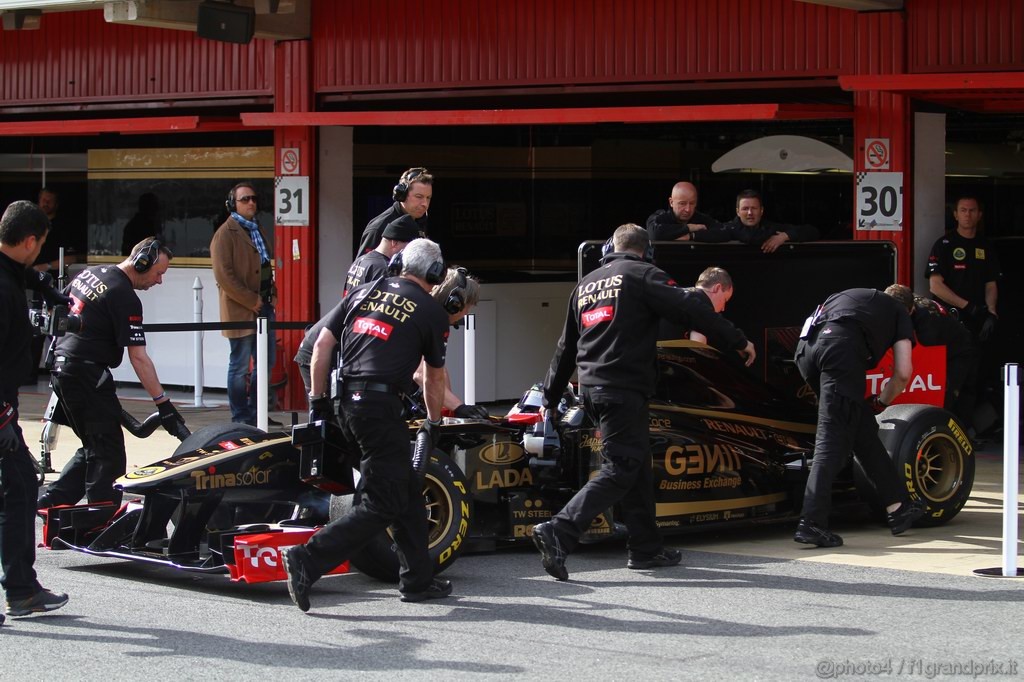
582,306,613,328
353,317,394,340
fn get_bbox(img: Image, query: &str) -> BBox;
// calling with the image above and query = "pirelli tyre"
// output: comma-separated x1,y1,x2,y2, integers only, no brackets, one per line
856,404,975,527
172,422,265,456
329,450,472,583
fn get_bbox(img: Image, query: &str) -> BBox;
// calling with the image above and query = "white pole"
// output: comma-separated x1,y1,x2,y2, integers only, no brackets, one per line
464,313,476,406
1002,363,1020,577
256,316,269,432
192,277,205,408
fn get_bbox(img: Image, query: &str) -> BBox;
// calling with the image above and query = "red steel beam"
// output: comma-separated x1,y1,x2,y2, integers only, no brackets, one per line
242,103,852,127
0,116,258,136
840,72,1024,92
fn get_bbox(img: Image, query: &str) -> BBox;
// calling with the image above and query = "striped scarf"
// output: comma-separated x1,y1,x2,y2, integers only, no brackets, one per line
232,212,271,264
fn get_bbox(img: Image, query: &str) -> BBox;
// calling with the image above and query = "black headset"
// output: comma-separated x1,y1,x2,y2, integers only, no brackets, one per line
392,167,428,202
225,183,256,214
444,267,470,315
387,249,445,285
132,239,163,273
601,236,655,263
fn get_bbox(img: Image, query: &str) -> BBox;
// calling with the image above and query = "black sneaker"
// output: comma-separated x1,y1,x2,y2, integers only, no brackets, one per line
887,499,927,535
400,578,453,603
531,521,569,581
793,519,844,548
627,547,683,570
6,589,69,617
281,545,314,613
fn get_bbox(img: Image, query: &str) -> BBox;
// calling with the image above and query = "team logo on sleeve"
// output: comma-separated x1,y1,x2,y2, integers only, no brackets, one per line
353,317,393,340
581,306,614,327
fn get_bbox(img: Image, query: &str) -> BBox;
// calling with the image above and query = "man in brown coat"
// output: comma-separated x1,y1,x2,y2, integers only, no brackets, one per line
210,182,275,425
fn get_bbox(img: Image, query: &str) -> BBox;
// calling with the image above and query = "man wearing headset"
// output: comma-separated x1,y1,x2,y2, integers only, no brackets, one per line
356,167,431,255
294,214,422,394
532,224,755,581
211,182,276,426
282,238,453,611
37,238,188,511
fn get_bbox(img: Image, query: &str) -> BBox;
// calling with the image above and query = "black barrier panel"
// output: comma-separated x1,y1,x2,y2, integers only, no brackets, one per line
577,240,898,386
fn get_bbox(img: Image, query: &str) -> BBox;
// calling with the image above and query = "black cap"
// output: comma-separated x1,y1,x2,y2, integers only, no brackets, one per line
382,214,421,242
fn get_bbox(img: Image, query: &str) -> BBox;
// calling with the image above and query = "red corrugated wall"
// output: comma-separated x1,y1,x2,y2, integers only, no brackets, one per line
908,0,1024,73
0,9,273,108
313,0,855,93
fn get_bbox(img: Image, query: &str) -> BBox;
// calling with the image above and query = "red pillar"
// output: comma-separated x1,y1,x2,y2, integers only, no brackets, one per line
273,40,317,410
852,10,913,285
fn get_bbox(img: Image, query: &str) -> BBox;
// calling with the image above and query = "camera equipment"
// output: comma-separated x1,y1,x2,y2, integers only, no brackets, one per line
28,304,81,338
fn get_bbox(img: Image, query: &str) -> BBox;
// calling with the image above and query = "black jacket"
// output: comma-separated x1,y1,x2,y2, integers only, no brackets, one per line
694,217,819,246
356,202,428,255
543,253,748,406
645,209,722,241
0,252,33,406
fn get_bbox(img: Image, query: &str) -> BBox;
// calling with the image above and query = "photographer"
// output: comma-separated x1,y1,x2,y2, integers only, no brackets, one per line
0,201,68,620
37,238,189,510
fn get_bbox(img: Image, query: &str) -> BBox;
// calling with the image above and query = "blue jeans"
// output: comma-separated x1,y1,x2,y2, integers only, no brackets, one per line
227,302,276,424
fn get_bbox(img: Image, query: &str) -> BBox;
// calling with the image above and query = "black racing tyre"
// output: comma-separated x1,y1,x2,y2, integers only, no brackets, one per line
855,404,975,527
329,450,472,583
172,422,265,456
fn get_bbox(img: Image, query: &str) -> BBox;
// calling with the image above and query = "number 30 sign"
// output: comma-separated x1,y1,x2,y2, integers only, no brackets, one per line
856,171,903,232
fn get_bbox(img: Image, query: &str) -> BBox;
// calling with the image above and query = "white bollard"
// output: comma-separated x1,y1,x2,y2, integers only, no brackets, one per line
974,363,1022,578
192,277,205,408
1001,364,1020,577
256,316,269,432
464,313,476,406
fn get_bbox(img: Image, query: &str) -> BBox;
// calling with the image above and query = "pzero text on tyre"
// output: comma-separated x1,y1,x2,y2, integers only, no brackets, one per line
329,450,472,582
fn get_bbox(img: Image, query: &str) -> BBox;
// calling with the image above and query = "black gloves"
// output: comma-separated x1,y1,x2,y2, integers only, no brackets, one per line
978,312,998,343
961,301,983,320
453,403,489,420
0,403,18,454
308,396,333,423
867,394,888,415
412,418,441,476
156,399,190,441
26,270,73,307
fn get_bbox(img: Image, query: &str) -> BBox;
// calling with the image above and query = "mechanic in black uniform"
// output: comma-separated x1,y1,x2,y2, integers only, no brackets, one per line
693,189,819,253
282,238,453,611
0,201,68,621
355,167,431,255
37,238,189,510
645,181,721,241
531,224,756,581
926,196,1000,343
885,284,978,429
793,287,926,548
294,214,422,392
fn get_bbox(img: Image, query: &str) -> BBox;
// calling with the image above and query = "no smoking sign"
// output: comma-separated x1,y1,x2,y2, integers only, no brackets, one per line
864,138,890,170
280,147,300,176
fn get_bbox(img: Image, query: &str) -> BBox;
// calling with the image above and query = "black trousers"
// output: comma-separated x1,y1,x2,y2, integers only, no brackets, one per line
45,362,127,507
0,416,43,601
549,385,662,557
795,334,907,527
304,391,432,593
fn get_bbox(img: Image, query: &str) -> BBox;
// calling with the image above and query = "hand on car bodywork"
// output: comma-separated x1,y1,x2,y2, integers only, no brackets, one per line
737,341,756,367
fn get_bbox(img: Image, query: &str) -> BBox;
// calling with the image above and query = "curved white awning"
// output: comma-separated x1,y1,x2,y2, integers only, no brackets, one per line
712,135,853,173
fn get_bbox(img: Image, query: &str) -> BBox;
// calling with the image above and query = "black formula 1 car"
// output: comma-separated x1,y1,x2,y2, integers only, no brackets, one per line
40,341,975,583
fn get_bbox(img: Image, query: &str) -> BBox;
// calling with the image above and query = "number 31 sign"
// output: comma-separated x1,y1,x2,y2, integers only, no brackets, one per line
856,171,903,232
276,176,309,226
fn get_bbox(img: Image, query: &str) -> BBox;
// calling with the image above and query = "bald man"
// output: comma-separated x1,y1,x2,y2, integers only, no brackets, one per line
645,181,721,242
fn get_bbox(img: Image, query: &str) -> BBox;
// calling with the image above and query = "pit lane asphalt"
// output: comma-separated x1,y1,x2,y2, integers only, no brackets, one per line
5,382,1022,678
